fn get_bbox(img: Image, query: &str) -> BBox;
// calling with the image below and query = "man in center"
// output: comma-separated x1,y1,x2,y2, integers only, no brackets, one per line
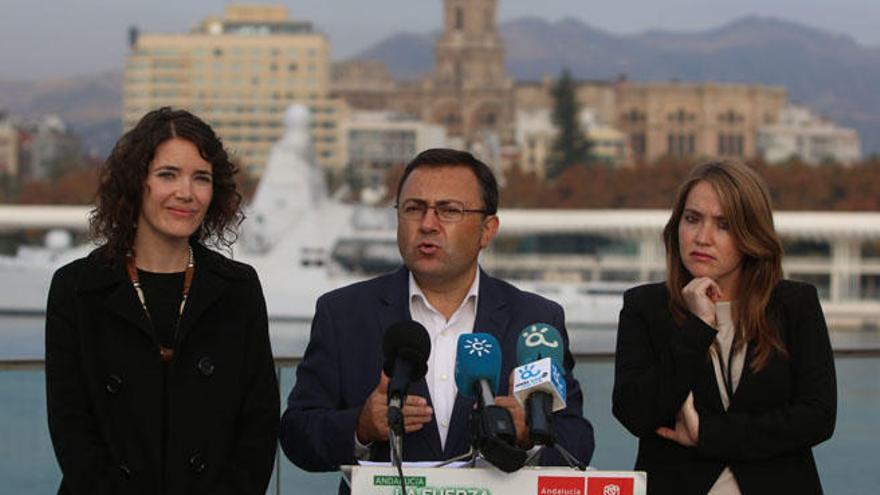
280,149,594,485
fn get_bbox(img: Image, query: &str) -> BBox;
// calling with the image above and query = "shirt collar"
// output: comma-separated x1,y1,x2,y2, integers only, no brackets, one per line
408,269,480,316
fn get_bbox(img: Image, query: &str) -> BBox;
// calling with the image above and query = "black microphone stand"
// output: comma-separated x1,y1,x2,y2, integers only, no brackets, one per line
523,393,586,470
387,399,407,495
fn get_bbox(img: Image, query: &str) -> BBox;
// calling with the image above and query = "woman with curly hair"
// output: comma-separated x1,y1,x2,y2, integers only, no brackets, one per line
613,160,836,494
45,107,279,494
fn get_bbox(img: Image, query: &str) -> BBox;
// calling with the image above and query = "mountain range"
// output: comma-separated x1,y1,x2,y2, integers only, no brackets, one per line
1,15,879,157
0,71,122,157
361,15,880,156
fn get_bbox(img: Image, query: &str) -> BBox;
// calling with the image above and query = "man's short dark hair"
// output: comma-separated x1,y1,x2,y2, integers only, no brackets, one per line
395,148,499,215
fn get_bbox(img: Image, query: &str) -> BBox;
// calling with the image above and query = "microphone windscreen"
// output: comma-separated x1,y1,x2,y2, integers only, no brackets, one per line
382,320,431,380
516,323,565,367
454,333,502,399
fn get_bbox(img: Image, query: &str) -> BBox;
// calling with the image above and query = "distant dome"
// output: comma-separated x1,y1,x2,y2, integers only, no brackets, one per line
284,104,310,129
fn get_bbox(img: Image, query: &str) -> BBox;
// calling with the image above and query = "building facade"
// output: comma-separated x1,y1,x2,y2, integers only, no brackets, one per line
333,0,515,152
333,1,796,170
614,81,788,164
0,114,18,177
758,105,862,165
124,5,344,176
342,112,447,189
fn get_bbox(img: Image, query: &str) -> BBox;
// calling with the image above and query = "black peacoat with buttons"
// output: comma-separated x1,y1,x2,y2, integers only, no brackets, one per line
45,242,279,495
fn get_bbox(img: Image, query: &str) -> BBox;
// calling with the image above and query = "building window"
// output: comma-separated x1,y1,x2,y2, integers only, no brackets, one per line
631,132,646,157
860,275,880,300
718,109,743,124
718,133,744,156
668,109,695,124
455,8,464,30
668,133,695,156
622,109,646,124
444,113,461,126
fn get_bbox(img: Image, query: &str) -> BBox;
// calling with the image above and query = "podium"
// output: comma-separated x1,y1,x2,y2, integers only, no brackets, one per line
347,465,646,495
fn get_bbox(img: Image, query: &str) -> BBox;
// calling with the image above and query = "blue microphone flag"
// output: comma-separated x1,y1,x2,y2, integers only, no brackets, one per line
454,333,502,399
516,323,564,367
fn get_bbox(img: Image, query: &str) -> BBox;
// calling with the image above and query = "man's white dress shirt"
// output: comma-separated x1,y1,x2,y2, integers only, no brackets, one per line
354,270,479,455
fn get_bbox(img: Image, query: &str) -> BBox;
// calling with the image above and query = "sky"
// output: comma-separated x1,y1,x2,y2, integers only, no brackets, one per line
1,0,879,80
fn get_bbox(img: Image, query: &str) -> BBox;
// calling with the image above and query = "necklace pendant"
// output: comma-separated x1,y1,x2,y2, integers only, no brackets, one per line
159,347,174,362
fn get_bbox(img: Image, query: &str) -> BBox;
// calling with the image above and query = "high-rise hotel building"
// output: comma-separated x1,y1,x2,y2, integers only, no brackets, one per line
123,5,345,176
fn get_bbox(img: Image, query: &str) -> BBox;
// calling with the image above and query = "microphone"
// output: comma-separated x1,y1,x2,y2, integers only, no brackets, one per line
454,333,501,407
382,321,431,466
455,333,527,472
383,320,431,407
514,323,567,446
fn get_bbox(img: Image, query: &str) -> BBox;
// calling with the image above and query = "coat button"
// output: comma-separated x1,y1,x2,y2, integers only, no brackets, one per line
105,374,123,394
188,452,207,474
118,463,131,480
197,357,215,377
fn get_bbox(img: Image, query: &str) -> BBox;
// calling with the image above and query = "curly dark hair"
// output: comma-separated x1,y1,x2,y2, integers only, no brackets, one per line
90,107,243,261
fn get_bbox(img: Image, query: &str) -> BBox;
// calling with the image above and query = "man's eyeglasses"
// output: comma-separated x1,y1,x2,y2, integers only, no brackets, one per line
395,199,489,223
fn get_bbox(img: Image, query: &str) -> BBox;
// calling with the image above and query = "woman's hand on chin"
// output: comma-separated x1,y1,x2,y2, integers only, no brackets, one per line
682,277,722,327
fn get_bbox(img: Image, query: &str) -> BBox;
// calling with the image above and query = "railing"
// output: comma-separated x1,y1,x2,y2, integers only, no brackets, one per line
2,349,879,493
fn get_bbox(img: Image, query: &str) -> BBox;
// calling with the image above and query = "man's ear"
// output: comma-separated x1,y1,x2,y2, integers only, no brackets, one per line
479,215,499,249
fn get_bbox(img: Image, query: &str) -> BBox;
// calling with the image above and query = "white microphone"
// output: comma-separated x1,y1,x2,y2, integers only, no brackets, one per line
512,356,567,413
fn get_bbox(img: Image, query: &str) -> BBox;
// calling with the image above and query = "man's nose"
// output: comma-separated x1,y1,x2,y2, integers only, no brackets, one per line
419,206,441,231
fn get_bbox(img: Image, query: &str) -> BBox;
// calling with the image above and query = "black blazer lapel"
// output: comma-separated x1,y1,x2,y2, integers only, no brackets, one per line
103,275,154,341
377,267,444,461
80,257,154,341
176,245,232,345
443,271,510,459
725,340,756,411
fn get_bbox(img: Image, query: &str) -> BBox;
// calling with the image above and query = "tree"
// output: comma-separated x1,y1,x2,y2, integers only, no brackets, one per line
547,68,592,180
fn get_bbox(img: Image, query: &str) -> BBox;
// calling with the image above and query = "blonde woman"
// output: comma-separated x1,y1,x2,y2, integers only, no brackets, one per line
613,160,836,494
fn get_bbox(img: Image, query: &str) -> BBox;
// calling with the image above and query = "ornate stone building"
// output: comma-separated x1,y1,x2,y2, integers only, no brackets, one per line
614,81,787,163
333,0,515,148
419,0,515,143
332,0,792,171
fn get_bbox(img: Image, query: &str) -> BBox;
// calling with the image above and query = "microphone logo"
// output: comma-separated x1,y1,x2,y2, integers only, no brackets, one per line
521,324,560,349
463,336,494,357
517,363,541,380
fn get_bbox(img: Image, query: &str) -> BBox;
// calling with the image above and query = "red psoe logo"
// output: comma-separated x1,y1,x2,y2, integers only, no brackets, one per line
537,476,585,495
587,477,634,495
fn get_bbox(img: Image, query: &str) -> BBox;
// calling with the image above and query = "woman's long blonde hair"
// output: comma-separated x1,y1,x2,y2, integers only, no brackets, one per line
662,160,786,370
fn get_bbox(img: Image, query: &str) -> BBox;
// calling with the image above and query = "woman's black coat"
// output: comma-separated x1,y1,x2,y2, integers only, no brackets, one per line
45,242,279,495
613,280,836,495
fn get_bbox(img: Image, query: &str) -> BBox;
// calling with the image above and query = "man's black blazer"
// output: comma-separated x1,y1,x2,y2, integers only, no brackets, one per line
613,280,836,495
280,267,594,490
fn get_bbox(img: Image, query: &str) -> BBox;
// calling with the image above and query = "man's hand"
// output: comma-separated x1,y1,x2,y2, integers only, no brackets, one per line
355,373,433,444
656,392,700,447
494,371,530,448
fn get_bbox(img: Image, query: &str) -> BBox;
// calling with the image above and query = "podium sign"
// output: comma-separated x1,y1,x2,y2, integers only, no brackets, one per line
349,466,646,495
